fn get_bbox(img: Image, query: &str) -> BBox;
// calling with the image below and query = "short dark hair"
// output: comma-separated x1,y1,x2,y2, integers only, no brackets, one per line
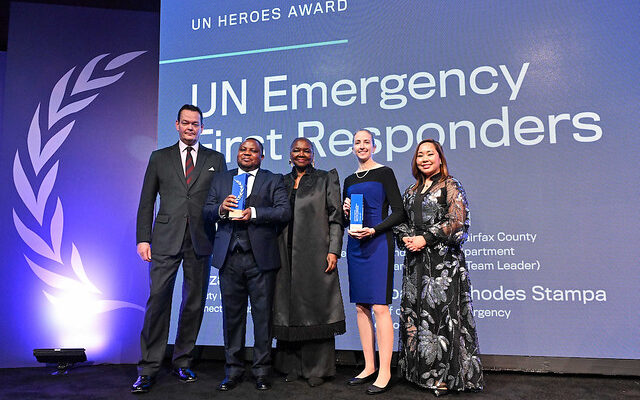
244,137,264,156
177,104,203,123
289,137,314,154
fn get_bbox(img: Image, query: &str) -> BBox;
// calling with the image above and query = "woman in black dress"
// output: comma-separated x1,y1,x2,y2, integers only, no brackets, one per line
394,139,483,396
272,138,346,387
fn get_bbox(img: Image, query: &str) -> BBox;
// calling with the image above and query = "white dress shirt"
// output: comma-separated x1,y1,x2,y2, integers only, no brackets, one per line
178,140,199,173
237,168,258,219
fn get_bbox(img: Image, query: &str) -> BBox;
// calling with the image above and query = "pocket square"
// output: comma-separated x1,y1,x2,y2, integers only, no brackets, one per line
208,167,216,171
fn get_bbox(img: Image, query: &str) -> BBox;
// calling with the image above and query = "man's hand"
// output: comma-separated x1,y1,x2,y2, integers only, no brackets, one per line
220,194,238,213
325,253,338,273
137,242,151,262
231,208,252,221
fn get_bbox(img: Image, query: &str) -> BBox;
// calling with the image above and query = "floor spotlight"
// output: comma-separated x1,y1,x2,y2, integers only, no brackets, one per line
33,348,87,375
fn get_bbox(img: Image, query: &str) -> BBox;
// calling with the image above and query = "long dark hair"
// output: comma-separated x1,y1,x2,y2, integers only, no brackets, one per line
411,139,449,190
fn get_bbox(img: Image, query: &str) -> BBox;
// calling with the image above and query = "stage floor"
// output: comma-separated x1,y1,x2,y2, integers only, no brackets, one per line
0,359,637,399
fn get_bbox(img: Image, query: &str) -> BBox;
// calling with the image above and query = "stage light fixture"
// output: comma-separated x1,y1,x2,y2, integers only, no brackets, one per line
33,348,87,374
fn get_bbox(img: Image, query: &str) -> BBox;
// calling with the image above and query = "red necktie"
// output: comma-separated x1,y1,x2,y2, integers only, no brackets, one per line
185,146,194,185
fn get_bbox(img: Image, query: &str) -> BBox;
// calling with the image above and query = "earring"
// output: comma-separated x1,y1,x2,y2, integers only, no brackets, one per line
289,159,293,166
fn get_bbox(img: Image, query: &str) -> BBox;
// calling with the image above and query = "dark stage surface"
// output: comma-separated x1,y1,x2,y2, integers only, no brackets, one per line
0,360,638,400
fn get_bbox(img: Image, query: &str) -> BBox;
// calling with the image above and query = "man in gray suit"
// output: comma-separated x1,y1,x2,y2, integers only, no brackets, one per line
132,104,226,394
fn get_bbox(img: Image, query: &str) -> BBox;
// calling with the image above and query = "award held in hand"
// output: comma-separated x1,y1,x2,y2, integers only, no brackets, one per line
230,173,248,218
350,194,364,230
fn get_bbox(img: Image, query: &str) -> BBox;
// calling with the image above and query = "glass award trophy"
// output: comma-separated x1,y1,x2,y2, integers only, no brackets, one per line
350,194,364,230
230,173,248,218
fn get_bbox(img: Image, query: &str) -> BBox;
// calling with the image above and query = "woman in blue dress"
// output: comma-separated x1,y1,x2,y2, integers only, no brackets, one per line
342,129,404,394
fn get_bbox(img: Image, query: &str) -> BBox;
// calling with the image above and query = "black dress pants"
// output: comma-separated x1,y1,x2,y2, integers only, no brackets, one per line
219,249,276,379
137,227,211,376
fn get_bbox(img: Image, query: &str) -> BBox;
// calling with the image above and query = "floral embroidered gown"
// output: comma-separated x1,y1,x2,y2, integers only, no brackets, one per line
393,174,483,392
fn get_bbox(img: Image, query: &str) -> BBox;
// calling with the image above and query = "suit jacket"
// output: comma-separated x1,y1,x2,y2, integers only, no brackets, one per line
136,142,227,256
203,168,290,271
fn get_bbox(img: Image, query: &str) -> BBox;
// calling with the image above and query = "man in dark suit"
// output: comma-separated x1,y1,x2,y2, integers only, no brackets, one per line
132,104,227,394
203,138,290,391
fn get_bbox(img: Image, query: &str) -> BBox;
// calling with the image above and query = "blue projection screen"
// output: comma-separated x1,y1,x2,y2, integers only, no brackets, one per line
158,1,639,359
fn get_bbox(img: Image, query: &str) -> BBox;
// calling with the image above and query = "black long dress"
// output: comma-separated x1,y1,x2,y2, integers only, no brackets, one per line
272,167,345,378
393,175,484,392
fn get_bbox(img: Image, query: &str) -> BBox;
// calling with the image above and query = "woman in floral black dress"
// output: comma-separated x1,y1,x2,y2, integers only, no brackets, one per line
394,139,483,396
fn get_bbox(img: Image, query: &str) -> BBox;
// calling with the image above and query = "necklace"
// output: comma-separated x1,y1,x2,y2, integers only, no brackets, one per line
355,169,370,179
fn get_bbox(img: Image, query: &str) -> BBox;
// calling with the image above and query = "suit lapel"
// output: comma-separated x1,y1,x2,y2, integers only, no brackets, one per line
187,147,210,188
249,169,266,205
170,143,188,190
228,168,238,193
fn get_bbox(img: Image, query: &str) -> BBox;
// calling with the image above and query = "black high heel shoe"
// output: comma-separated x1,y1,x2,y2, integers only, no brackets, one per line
347,370,377,386
365,381,391,395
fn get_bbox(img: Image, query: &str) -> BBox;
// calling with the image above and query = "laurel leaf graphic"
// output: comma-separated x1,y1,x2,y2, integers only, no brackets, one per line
25,255,85,292
27,106,43,175
105,51,146,71
48,67,75,129
38,122,73,174
37,162,59,224
42,290,60,306
14,51,148,313
72,53,124,95
50,94,99,130
50,198,64,263
13,151,41,224
70,243,101,294
13,209,60,262
96,300,144,313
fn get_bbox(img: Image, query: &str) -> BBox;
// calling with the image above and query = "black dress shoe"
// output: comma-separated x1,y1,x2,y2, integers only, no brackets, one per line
131,375,153,394
307,377,324,387
217,377,240,391
284,371,299,382
173,367,197,383
255,376,271,390
366,382,391,395
347,371,377,386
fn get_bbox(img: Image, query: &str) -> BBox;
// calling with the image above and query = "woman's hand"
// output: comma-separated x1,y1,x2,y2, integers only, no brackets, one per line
325,253,338,273
404,235,427,252
348,227,375,239
342,197,351,217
